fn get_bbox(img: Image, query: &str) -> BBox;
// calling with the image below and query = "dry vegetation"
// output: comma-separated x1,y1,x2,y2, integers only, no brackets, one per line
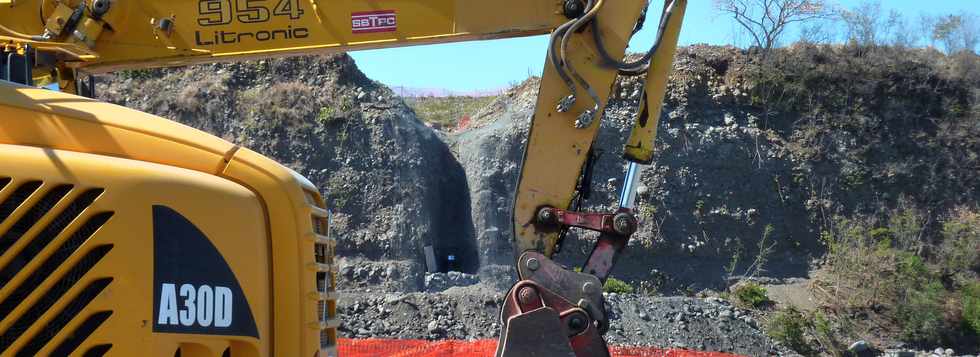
720,42,978,354
807,206,980,352
403,96,497,130
708,1,979,352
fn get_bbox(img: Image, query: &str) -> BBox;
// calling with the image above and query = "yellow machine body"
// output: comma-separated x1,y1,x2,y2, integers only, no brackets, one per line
0,0,565,72
0,84,337,356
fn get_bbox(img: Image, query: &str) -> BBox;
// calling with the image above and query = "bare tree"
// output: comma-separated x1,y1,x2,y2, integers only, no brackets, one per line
839,1,880,46
798,19,837,44
932,13,980,54
891,13,916,48
839,1,908,47
919,14,938,48
714,0,830,51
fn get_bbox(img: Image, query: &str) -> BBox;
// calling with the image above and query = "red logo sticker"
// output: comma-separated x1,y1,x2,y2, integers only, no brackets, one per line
351,10,397,34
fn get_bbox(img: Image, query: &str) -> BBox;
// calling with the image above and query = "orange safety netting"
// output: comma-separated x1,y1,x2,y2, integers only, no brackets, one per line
338,338,746,357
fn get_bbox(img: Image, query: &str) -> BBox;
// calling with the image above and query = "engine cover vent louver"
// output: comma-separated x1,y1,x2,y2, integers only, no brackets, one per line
306,189,338,352
17,278,113,356
50,311,113,356
0,183,72,257
0,179,114,356
0,181,44,230
0,188,104,288
0,178,10,197
0,178,41,224
82,344,112,357
0,244,114,354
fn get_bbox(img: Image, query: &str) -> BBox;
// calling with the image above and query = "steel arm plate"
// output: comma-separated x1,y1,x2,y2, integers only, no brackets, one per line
512,0,647,258
0,0,566,72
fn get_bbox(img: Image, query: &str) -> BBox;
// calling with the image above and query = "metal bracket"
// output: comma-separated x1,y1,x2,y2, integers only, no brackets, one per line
1,45,34,85
496,254,611,357
537,206,637,236
517,252,607,333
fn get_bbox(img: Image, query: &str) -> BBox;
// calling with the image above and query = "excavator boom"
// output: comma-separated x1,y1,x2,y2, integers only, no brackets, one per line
2,0,566,72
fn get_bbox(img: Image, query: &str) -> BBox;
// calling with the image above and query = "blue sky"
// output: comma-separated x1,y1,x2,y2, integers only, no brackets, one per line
350,1,977,92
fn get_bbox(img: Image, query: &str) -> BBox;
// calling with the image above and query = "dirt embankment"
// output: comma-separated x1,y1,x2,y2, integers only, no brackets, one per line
98,54,479,277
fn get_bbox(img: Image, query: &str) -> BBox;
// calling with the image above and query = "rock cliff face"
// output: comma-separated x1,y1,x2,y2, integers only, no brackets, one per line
98,45,978,295
447,79,538,269
454,45,978,292
98,54,479,276
95,45,978,354
449,47,813,292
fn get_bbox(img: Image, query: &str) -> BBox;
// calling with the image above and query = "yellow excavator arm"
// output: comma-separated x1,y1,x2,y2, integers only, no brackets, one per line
0,0,686,355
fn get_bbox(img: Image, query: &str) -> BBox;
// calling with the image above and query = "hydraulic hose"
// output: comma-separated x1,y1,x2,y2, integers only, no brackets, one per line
0,24,47,41
592,0,677,76
549,19,580,111
559,0,605,126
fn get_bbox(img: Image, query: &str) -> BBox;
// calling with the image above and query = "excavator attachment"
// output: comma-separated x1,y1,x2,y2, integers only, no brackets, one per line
624,0,687,164
499,0,687,355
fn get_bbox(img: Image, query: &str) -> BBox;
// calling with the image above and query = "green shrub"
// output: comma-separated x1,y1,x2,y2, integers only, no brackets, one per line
119,68,163,80
897,281,946,344
939,208,980,283
816,210,974,347
963,283,980,335
888,206,927,252
603,277,634,294
733,282,771,308
317,106,337,124
810,311,846,356
767,307,811,354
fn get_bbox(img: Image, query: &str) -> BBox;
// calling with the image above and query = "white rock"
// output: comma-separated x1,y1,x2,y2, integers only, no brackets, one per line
636,185,650,196
848,340,870,352
724,113,736,126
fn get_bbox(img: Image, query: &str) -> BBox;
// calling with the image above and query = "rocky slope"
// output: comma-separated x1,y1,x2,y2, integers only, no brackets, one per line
454,45,979,294
338,289,789,356
98,54,479,277
98,47,977,295
452,47,818,292
447,79,538,269
95,45,978,355
447,45,978,354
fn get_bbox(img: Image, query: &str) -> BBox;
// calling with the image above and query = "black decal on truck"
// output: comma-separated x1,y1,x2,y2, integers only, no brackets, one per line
152,205,258,337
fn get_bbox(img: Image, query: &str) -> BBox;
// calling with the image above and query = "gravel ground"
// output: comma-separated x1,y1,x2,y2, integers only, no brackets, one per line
338,284,793,356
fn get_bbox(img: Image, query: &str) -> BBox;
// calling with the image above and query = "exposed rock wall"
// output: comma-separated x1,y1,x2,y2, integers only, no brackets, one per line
98,54,479,274
447,79,538,269
454,45,978,293
96,45,978,295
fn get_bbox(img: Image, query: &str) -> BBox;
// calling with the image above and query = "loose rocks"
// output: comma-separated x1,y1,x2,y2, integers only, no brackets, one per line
424,271,480,292
339,290,789,357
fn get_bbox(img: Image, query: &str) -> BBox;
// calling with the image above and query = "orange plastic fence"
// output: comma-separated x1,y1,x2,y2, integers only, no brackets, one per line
338,338,746,357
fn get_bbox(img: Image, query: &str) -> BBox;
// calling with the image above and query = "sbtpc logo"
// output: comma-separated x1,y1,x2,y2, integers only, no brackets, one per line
351,10,397,34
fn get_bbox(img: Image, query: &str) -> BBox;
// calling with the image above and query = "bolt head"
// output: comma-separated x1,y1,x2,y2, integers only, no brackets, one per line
537,207,557,225
567,315,587,332
582,282,597,294
92,0,110,15
563,0,585,19
526,258,540,271
613,213,637,235
518,287,538,305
